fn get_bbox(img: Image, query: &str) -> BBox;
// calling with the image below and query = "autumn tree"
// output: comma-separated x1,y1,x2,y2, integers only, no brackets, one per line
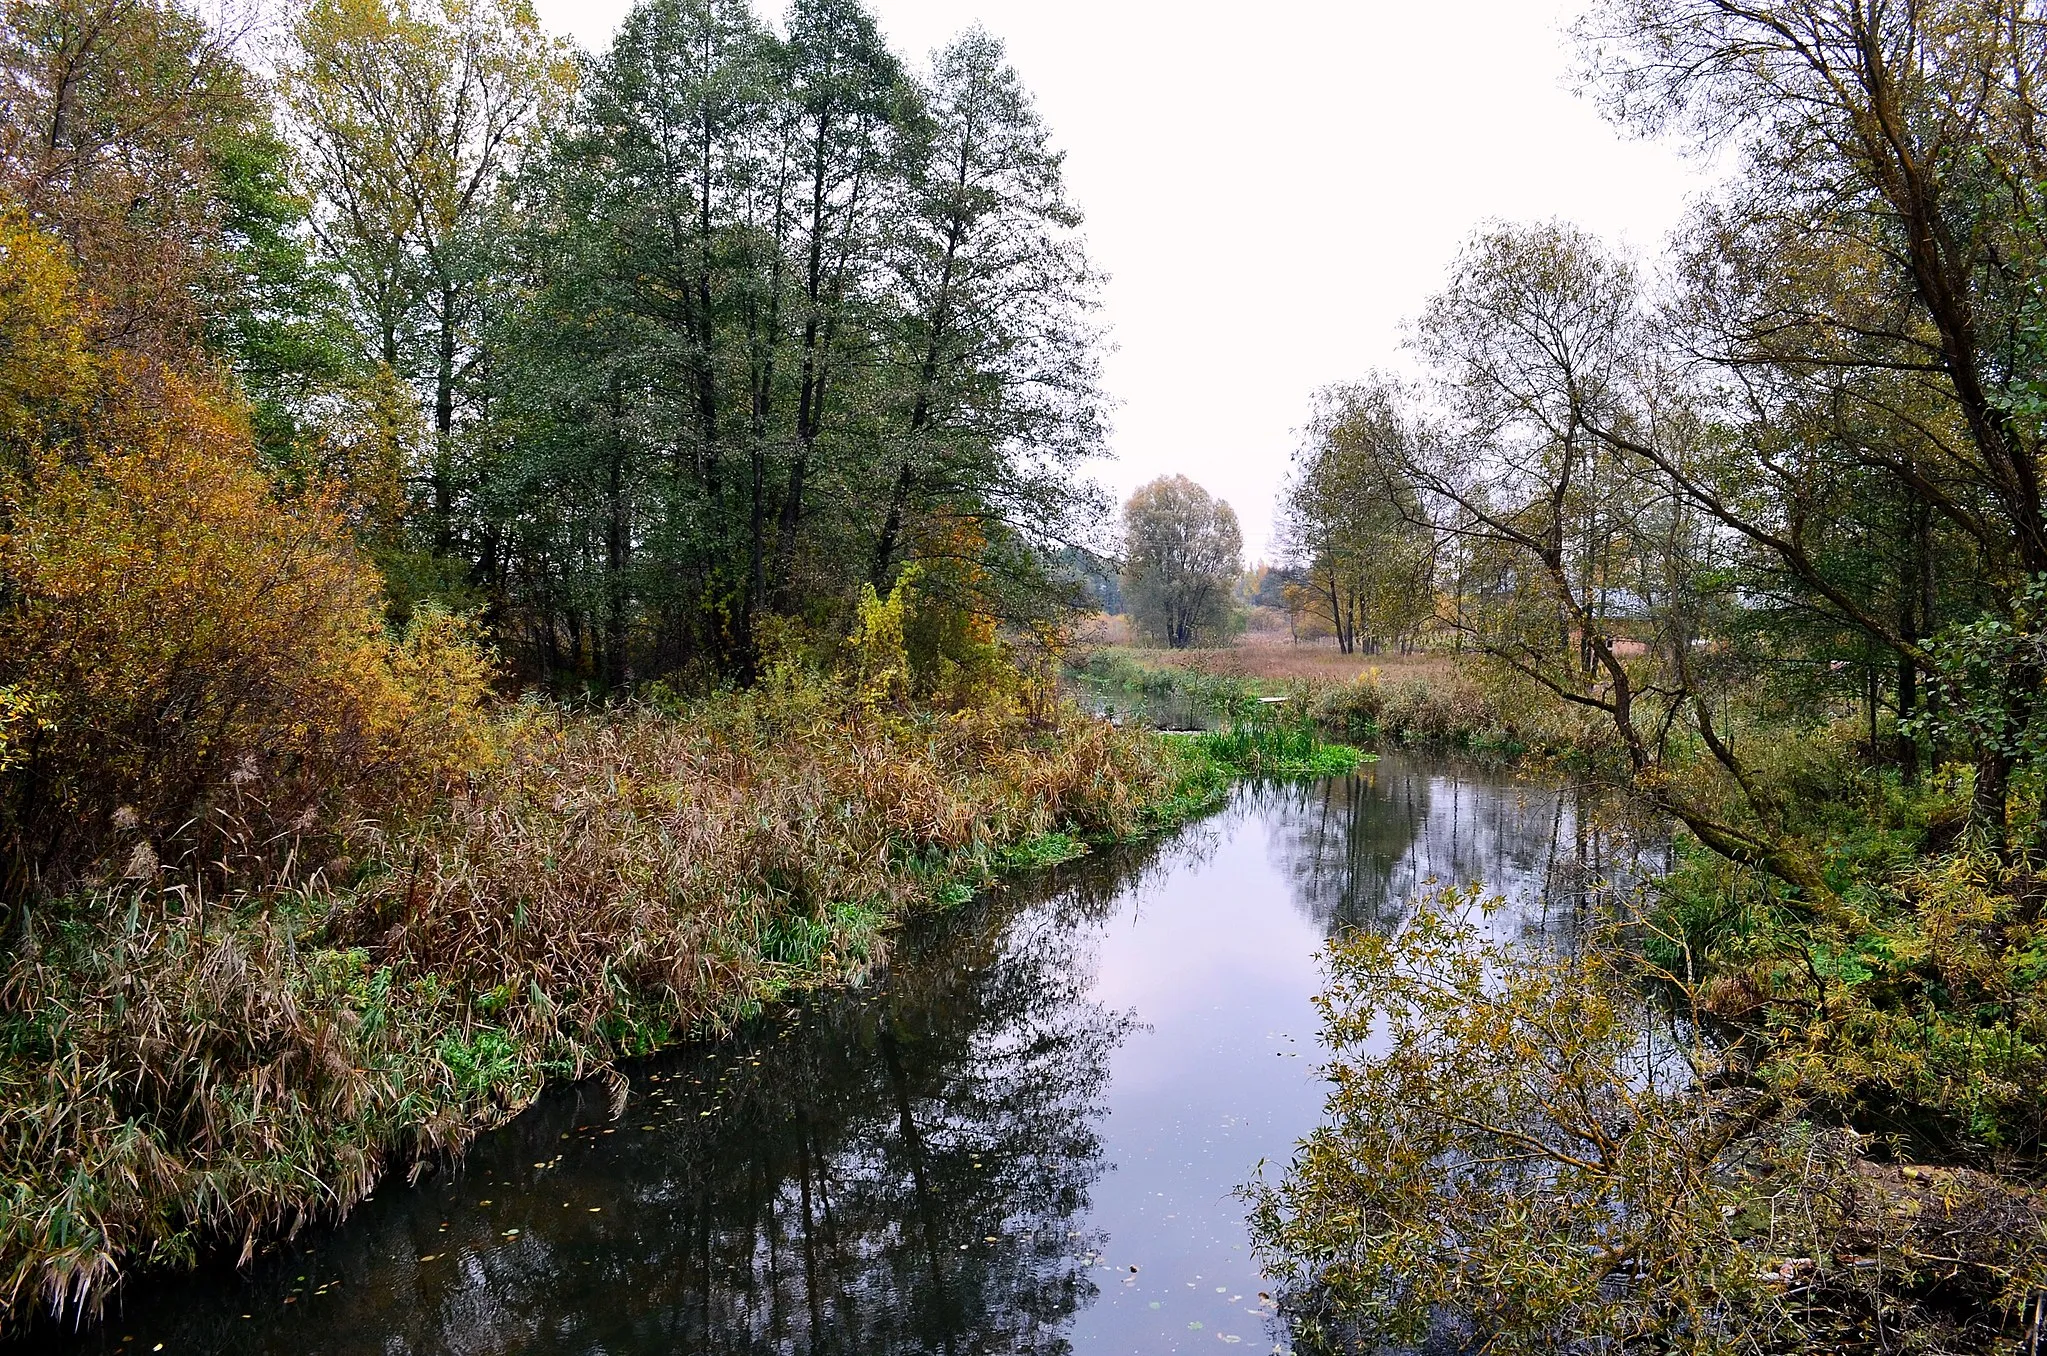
282,0,576,560
1120,475,1242,649
1576,0,2047,847
1279,379,1437,655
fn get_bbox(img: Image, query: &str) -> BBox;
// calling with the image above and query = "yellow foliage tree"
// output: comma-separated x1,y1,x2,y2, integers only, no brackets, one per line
900,522,1020,711
846,572,913,712
0,214,494,900
0,207,93,453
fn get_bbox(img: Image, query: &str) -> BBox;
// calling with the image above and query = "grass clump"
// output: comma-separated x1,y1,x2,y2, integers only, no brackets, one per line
1195,718,1369,778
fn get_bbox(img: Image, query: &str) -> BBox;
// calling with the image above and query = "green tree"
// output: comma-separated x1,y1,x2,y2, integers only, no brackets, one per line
1280,378,1437,655
489,1,1105,687
1120,474,1242,649
282,0,576,558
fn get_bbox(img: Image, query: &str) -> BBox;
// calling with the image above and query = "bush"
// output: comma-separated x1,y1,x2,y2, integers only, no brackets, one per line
0,364,495,899
1249,889,2047,1356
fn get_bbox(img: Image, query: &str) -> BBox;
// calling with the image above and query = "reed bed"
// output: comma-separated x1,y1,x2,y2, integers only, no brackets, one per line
0,686,1180,1328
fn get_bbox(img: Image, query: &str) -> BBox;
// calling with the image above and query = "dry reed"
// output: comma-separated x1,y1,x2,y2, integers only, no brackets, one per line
0,684,1179,1328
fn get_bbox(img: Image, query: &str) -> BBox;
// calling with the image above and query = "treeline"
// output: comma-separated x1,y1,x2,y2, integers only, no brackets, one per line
4,0,1106,691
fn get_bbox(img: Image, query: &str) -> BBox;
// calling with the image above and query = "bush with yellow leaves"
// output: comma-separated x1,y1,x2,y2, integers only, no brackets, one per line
0,216,494,902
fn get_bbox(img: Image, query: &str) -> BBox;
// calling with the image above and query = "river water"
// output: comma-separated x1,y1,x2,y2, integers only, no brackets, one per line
35,753,1629,1356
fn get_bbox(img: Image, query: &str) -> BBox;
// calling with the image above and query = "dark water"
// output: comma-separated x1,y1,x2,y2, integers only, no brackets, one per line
31,754,1629,1356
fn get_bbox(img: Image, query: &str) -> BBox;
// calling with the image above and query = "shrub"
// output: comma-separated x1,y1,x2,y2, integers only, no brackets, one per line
0,364,494,899
1249,889,2047,1355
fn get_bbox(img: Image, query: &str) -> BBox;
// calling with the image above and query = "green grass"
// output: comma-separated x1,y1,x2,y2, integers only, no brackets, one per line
1193,720,1372,779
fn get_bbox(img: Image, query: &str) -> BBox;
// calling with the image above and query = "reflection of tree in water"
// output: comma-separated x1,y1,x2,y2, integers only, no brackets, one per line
1261,753,1612,938
41,843,1184,1356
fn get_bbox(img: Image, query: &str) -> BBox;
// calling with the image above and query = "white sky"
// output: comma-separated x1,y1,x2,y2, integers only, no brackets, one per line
533,0,1710,560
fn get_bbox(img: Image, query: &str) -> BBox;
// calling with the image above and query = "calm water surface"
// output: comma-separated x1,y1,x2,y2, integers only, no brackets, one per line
35,754,1625,1356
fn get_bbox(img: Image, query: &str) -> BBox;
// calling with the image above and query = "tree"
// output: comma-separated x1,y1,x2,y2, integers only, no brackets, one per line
1577,0,2047,847
867,26,1107,600
282,0,576,558
1379,223,1855,916
1119,475,1241,649
1,0,264,361
486,2,1106,687
1280,379,1437,654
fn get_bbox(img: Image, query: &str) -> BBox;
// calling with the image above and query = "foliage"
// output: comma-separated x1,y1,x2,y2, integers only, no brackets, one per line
473,2,1105,682
847,570,914,710
0,0,263,362
0,207,92,451
0,362,496,900
1249,889,2047,1356
1908,576,2047,825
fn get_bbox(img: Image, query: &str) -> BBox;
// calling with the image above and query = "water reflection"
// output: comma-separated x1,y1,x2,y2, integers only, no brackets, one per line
1262,753,1649,940
26,758,1642,1356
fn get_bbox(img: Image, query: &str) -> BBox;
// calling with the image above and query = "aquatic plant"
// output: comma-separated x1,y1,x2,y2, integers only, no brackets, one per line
1193,718,1367,779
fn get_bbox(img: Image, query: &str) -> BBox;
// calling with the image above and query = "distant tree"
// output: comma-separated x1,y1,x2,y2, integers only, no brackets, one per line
1279,380,1437,654
1120,475,1241,648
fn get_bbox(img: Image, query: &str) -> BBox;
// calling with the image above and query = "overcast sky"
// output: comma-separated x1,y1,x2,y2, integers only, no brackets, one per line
532,0,1710,559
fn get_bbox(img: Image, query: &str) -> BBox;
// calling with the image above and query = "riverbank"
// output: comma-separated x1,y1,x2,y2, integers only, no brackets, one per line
12,752,1544,1354
0,684,1213,1330
1069,645,1607,760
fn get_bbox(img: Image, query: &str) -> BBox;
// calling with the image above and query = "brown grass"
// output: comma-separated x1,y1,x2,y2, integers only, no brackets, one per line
1111,640,1462,686
0,683,1179,1329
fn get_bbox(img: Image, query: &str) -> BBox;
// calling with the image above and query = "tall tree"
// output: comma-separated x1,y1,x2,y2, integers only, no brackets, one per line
489,2,1105,687
282,0,575,557
1,0,259,360
868,26,1106,602
1578,0,2047,844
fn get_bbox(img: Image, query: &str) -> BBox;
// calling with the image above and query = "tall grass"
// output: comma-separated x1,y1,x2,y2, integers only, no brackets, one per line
1193,718,1366,779
1067,650,1253,729
0,683,1184,1327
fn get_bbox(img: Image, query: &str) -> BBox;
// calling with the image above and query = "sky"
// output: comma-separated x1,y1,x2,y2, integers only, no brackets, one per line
531,0,1712,560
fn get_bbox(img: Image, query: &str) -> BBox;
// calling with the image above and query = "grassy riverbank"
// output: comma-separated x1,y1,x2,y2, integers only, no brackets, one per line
0,683,1211,1328
1070,645,1606,759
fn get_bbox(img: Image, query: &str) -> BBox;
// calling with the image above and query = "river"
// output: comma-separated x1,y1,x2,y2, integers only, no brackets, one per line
32,753,1631,1356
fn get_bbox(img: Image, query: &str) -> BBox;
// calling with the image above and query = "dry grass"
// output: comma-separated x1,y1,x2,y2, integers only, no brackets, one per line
0,682,1180,1329
1071,639,1617,763
1110,640,1461,686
